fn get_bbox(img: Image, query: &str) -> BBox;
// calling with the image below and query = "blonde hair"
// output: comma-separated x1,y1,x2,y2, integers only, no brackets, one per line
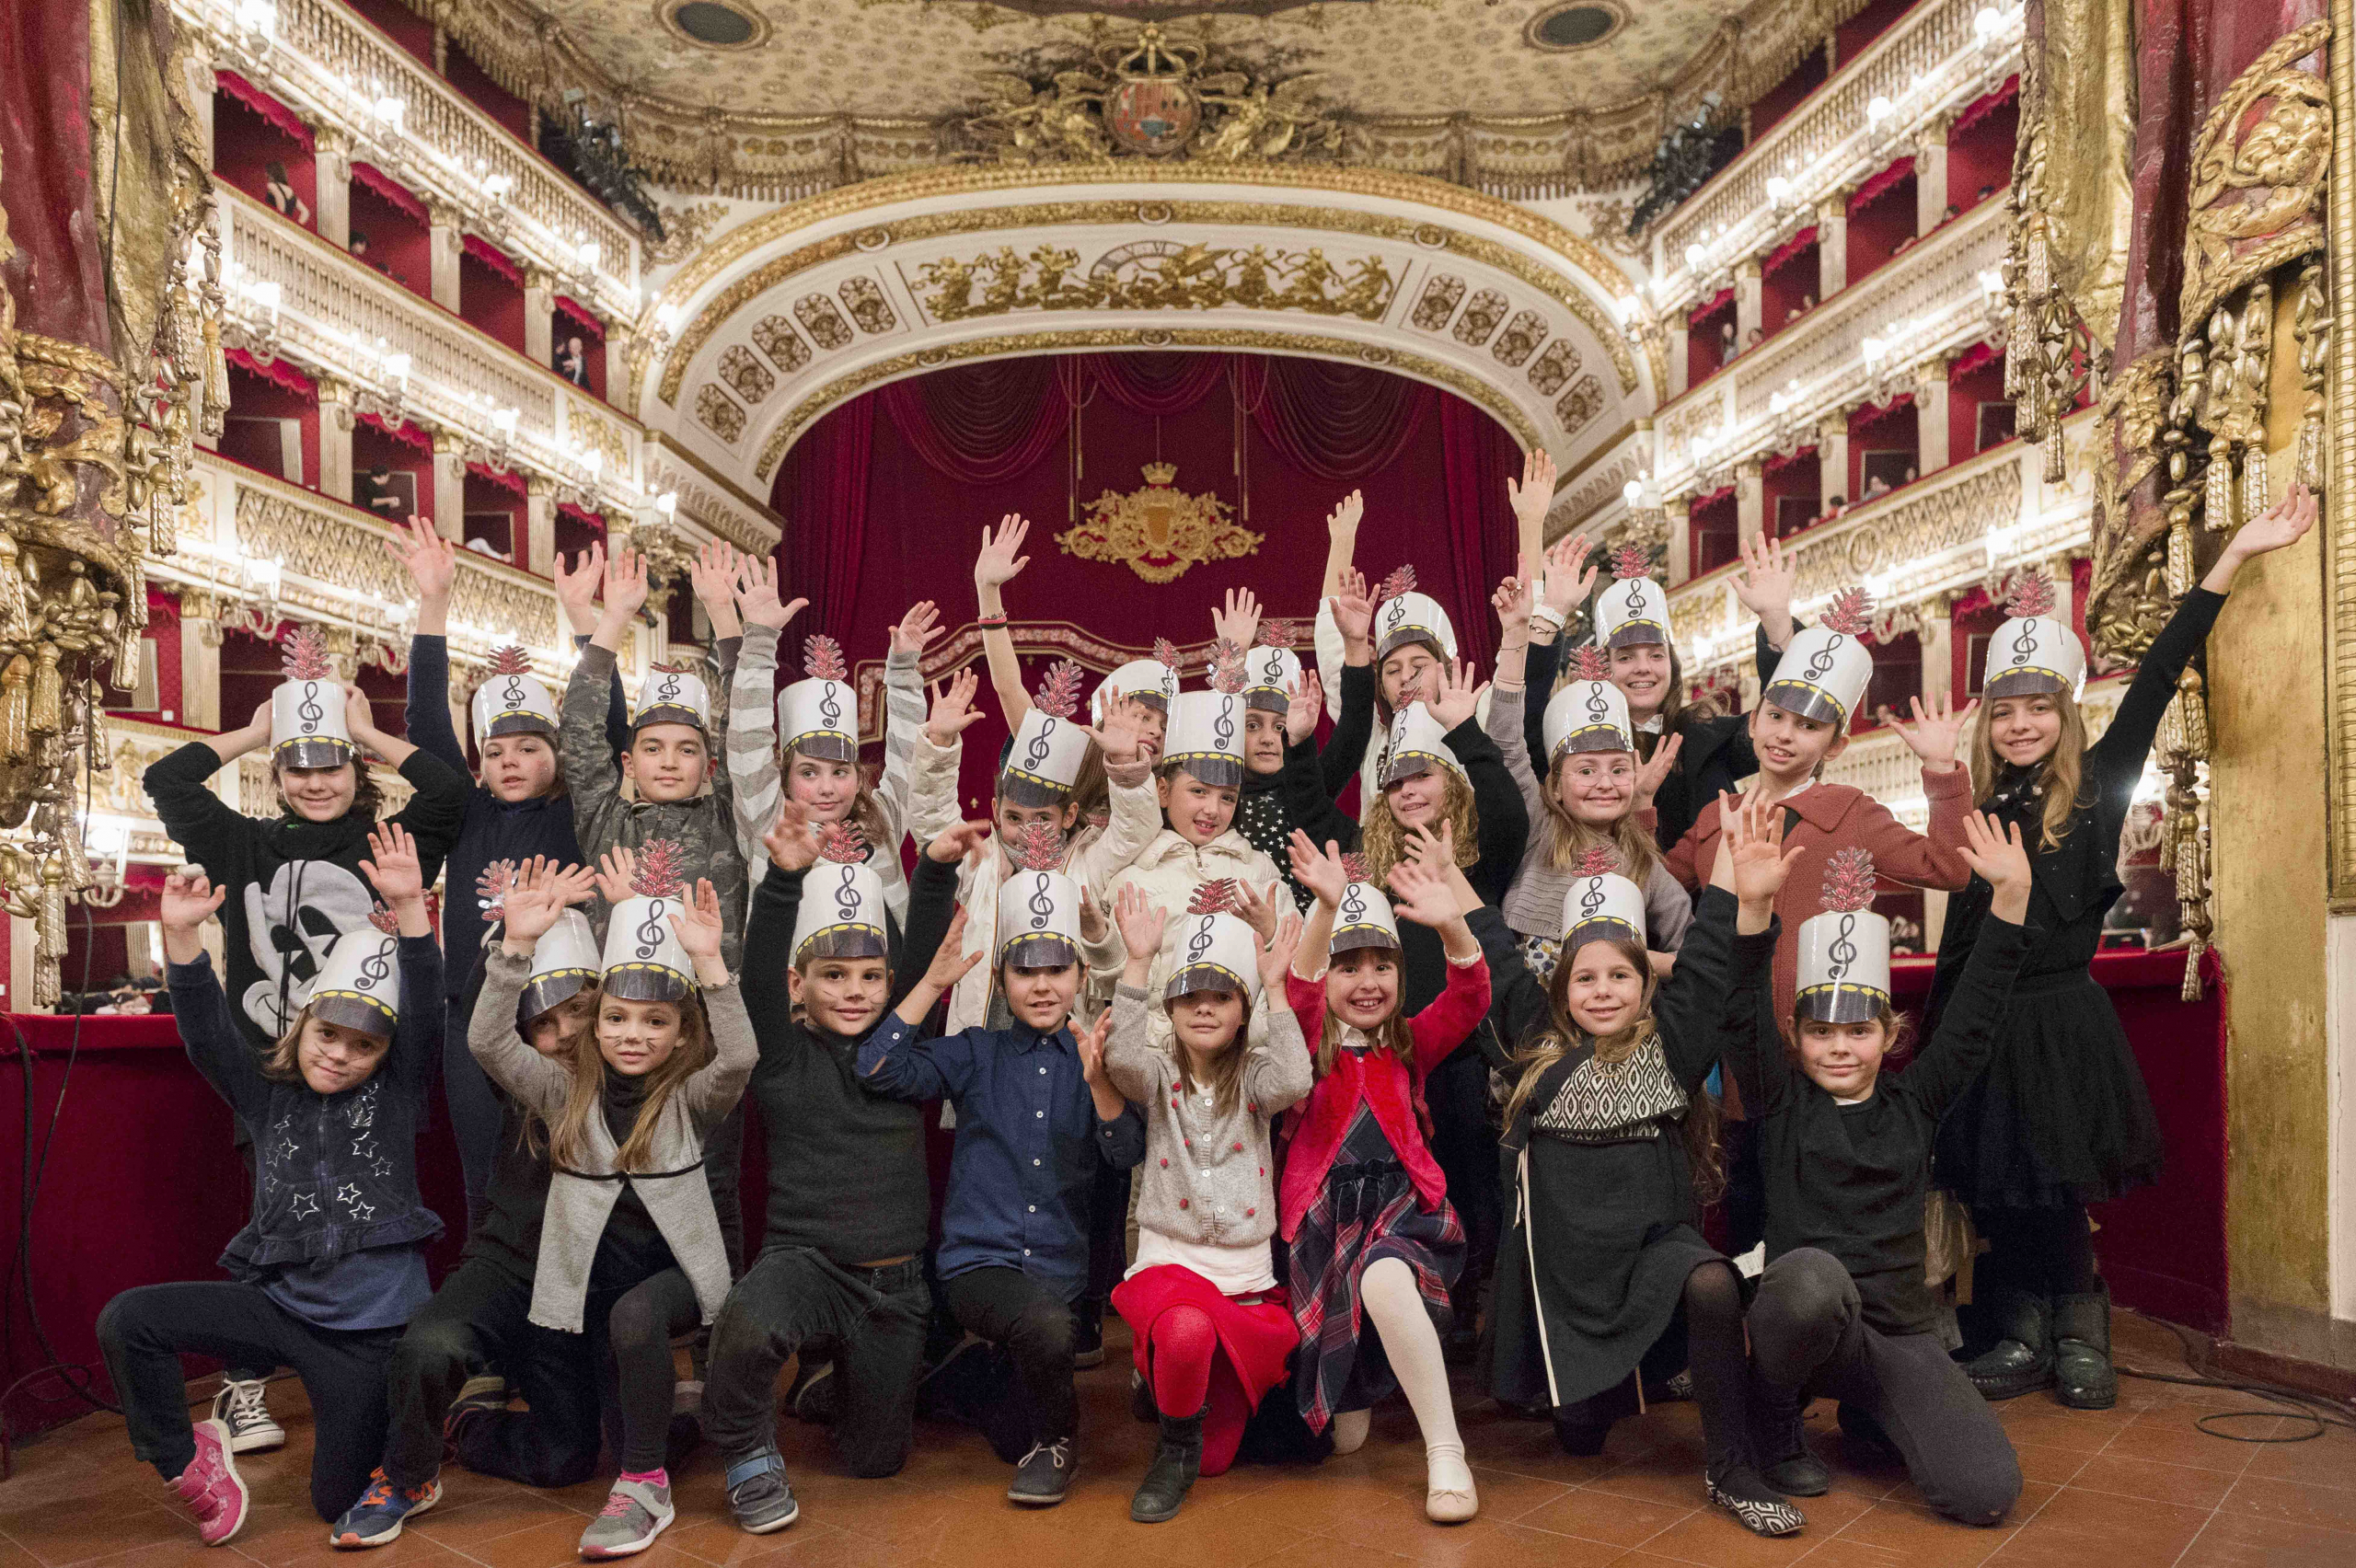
518,981,602,1158
1360,767,1481,884
1542,752,1665,882
1967,689,2088,852
545,997,712,1174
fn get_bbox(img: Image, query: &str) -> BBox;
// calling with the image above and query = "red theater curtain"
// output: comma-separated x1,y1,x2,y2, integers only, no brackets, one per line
1238,356,1434,481
879,356,1070,484
782,393,875,647
1438,393,1518,676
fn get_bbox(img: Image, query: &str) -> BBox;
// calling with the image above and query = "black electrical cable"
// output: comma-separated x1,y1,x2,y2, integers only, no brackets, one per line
2116,1319,2356,1445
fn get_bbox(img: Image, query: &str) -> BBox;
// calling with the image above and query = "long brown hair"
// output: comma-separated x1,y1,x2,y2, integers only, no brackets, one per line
518,981,603,1158
259,1001,390,1084
782,744,892,851
1502,934,1724,1204
1360,768,1481,884
1175,1012,1252,1118
545,996,713,1174
1967,691,2088,852
1610,640,1722,755
1542,753,1664,881
1311,951,1415,1078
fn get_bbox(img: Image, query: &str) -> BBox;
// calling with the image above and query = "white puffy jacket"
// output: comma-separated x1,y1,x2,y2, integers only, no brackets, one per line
1095,826,1286,1052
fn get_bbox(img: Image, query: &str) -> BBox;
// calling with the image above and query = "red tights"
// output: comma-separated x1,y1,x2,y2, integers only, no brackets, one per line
1145,1306,1254,1476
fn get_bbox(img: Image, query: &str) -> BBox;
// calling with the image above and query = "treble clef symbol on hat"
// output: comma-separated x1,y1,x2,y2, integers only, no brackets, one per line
356,942,391,992
1023,716,1056,772
1261,651,1283,684
635,899,666,959
1027,872,1053,931
1185,918,1215,968
1803,636,1842,684
818,680,842,729
1627,581,1648,615
2008,620,2039,668
834,864,860,920
1578,879,1606,922
1212,697,1235,750
502,674,525,709
1828,911,1858,980
297,681,325,735
1340,883,1369,926
1384,598,1405,634
1584,684,1609,724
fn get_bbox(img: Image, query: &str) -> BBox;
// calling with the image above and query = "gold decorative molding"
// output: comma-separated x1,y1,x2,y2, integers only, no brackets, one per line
916,242,1396,322
2327,0,2356,904
749,326,1544,480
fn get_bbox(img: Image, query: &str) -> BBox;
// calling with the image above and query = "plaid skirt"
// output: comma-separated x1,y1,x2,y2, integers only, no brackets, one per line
1286,1153,1463,1435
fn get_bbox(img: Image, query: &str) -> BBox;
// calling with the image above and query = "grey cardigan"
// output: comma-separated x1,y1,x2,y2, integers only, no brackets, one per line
1103,984,1313,1253
468,947,756,1332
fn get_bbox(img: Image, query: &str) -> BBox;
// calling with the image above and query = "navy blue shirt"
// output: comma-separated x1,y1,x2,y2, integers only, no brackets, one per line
858,1020,1145,1299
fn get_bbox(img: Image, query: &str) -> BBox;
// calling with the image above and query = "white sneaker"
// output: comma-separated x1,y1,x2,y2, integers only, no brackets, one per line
213,1378,284,1454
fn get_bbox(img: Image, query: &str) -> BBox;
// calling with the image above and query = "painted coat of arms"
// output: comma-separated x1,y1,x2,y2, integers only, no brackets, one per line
1058,462,1263,583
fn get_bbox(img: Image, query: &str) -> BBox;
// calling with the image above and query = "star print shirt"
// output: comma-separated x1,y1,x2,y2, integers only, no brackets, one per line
167,943,445,1331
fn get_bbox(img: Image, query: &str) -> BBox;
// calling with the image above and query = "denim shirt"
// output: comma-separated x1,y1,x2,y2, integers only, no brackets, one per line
858,1019,1145,1300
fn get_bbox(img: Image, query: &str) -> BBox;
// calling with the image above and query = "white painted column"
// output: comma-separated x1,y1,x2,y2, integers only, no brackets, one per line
1818,417,1852,511
1915,356,1953,477
525,268,555,367
318,375,354,504
432,433,467,541
1735,258,1763,347
1663,498,1692,586
1736,458,1764,542
1915,114,1954,234
313,127,352,250
525,478,556,577
1667,319,1691,398
428,201,463,314
1817,195,1849,299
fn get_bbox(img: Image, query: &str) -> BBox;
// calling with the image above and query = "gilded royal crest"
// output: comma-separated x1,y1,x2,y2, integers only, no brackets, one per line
1059,462,1263,584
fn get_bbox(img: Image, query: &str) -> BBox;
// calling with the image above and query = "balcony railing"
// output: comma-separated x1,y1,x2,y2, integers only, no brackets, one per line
1654,199,2008,500
1651,0,2023,318
177,0,637,312
220,187,639,506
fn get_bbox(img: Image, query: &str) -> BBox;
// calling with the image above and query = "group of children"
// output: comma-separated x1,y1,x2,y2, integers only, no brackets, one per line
106,469,2320,1554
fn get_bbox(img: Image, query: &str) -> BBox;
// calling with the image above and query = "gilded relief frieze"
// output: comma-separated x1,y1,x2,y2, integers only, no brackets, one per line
910,242,1396,323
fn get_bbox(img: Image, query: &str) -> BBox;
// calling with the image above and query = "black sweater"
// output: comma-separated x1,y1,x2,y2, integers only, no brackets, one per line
737,850,960,1266
1724,912,2031,1335
144,740,469,1053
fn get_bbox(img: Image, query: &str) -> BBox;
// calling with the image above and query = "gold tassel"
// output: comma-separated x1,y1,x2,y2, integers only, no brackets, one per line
34,856,65,1009
2205,438,2236,535
2166,517,2194,597
29,644,62,738
2241,444,2269,529
2181,929,2207,1002
0,655,29,766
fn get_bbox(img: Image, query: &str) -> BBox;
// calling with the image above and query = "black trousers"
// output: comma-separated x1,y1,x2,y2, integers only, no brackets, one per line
592,1267,702,1472
701,1248,930,1477
1426,1051,1501,1311
98,1281,400,1522
1748,1249,2023,1527
1083,1161,1130,1305
443,997,505,1238
381,1257,602,1491
941,1267,1077,1451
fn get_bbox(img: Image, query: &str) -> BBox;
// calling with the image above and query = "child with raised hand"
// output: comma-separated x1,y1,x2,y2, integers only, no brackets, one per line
1933,483,2316,1411
467,846,756,1559
1487,566,1692,984
699,806,975,1536
1465,795,1804,1537
387,514,624,1238
1279,833,1490,1523
857,854,1147,1508
100,827,444,1548
1104,882,1311,1523
1211,588,1324,909
1721,798,2031,1528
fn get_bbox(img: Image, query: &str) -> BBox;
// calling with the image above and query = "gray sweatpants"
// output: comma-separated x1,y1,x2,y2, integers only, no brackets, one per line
1748,1247,2023,1527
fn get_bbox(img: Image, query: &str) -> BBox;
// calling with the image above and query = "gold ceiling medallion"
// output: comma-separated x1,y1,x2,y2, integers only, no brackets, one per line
917,239,1395,321
1060,461,1263,583
966,24,1342,166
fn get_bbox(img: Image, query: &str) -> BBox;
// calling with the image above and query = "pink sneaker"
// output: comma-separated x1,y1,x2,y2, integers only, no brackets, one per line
167,1417,250,1546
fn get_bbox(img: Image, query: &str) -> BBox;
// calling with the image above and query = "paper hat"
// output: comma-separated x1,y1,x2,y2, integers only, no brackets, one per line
1002,660,1093,808
1795,847,1890,1023
1092,639,1181,720
1162,640,1248,788
1559,845,1647,953
1331,853,1403,954
1543,643,1635,760
479,861,598,1020
1763,587,1877,729
790,824,889,965
471,647,560,745
1371,567,1459,663
271,627,354,769
1166,882,1261,1002
1983,571,2086,699
601,839,699,1002
307,913,401,1036
630,662,711,734
1242,622,1303,716
1377,702,1467,789
996,824,1083,970
777,635,860,763
1593,546,1669,648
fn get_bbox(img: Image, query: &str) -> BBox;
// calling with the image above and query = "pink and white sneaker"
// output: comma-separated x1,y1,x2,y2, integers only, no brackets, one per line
167,1417,250,1546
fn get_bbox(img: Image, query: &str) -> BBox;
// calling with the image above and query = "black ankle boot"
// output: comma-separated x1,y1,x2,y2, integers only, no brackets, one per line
1131,1408,1207,1522
1965,1289,2054,1401
2050,1285,2117,1410
1750,1376,1828,1497
1551,1411,1612,1457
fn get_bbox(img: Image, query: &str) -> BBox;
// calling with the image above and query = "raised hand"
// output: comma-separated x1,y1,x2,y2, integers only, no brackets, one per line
1077,884,1107,947
384,513,456,605
593,845,639,905
1288,830,1351,906
1259,911,1304,992
763,799,819,872
1633,732,1683,809
893,600,944,657
2225,479,2320,563
357,822,424,906
1492,570,1534,642
925,667,986,747
1733,531,1798,646
502,859,596,945
1326,490,1364,543
1403,820,1456,873
975,514,1031,592
1090,695,1147,768
733,554,806,632
918,907,986,994
553,542,606,633
1328,566,1374,646
1722,788,1806,908
160,869,226,933
688,540,744,638
1230,879,1281,943
1114,882,1166,961
1540,534,1598,617
1283,669,1324,745
1074,1009,1114,1089
1384,858,1462,929
602,546,650,624
667,878,726,962
1958,810,2032,923
926,819,994,865
342,684,380,748
1891,692,1980,772
1211,586,1262,650
1507,447,1557,533
1429,659,1485,730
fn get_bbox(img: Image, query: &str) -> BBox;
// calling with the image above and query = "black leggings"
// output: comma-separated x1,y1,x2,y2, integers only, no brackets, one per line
98,1281,400,1522
1750,1249,2023,1526
592,1267,702,1472
1970,1202,2099,1301
1553,1262,1752,1482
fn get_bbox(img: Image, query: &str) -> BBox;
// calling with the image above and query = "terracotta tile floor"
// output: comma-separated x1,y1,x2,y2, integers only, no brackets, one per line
6,1311,2352,1567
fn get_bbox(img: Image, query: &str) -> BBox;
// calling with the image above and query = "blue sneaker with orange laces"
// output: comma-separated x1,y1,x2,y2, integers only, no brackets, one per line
329,1468,441,1549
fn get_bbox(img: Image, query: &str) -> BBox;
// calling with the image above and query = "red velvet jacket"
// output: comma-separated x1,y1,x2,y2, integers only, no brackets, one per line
1277,953,1491,1241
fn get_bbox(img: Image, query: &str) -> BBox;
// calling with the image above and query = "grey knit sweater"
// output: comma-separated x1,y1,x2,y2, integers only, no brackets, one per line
1103,983,1313,1252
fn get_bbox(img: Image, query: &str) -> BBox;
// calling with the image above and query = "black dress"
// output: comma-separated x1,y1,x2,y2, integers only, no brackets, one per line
1927,588,2225,1209
1475,890,1745,1410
